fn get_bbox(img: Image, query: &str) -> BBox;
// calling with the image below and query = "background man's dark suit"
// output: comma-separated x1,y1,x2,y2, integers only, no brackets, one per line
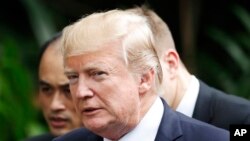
53,99,229,141
24,133,55,141
193,80,250,130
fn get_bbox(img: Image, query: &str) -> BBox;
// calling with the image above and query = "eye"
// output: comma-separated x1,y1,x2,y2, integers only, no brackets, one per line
39,85,53,95
66,74,79,85
91,71,108,80
94,71,106,76
62,85,72,98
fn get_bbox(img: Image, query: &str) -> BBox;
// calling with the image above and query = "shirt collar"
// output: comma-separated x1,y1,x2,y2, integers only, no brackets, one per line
176,75,199,117
104,96,164,141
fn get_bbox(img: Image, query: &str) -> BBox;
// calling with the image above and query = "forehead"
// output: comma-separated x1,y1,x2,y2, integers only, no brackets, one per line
40,39,62,65
39,40,69,84
65,45,126,72
40,42,63,68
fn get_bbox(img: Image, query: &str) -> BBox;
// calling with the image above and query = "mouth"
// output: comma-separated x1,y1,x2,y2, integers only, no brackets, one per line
82,107,101,116
49,116,68,128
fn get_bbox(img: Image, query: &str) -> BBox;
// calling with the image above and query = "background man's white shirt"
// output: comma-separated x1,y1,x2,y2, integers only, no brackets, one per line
176,75,200,117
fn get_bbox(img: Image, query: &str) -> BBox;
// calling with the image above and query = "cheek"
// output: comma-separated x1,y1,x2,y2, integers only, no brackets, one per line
64,99,77,111
71,97,81,115
38,96,52,120
112,97,140,122
69,86,78,102
107,77,139,103
39,95,51,109
110,89,140,115
66,102,81,119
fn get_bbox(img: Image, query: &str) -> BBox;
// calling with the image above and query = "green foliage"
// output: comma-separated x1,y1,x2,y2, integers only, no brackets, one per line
20,0,57,45
0,35,39,141
0,0,58,140
206,4,250,99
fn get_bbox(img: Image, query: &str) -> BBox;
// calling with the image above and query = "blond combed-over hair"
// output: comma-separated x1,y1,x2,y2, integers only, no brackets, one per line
61,7,165,93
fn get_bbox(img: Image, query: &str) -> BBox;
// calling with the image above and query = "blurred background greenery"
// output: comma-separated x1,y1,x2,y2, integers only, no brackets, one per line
0,0,250,140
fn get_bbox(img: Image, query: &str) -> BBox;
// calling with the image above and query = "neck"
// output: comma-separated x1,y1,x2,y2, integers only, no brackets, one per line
171,67,192,109
140,93,157,118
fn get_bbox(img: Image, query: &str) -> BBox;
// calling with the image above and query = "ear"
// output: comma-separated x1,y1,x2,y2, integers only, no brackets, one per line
138,69,155,94
162,49,179,78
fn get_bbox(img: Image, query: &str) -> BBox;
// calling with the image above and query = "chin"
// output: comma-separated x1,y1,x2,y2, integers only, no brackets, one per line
51,129,69,136
85,120,108,133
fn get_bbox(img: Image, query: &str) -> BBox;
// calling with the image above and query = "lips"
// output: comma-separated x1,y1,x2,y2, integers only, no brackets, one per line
49,116,68,128
81,107,101,116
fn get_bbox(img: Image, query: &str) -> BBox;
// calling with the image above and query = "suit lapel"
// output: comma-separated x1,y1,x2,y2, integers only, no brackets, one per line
155,98,183,141
87,132,103,141
192,80,214,123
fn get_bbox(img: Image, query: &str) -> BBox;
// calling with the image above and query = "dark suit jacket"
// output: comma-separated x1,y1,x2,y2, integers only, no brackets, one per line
53,99,229,141
24,133,55,141
193,80,250,130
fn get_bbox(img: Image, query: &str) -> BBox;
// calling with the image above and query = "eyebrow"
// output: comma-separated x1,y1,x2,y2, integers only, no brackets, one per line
39,80,50,86
39,80,69,87
60,83,70,88
64,67,76,76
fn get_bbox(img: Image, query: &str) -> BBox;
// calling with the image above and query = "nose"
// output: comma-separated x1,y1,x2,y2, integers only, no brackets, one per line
50,92,66,111
75,78,94,99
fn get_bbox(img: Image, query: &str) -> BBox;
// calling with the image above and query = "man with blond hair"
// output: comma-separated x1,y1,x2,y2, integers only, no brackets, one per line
53,6,229,141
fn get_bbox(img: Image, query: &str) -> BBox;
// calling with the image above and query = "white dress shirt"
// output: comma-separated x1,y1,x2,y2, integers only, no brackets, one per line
176,75,200,117
104,97,164,141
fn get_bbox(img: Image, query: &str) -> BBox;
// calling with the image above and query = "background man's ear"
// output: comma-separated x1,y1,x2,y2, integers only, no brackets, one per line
138,69,154,94
163,49,179,77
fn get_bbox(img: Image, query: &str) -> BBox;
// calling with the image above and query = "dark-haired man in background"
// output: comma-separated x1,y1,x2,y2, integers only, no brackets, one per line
25,33,82,141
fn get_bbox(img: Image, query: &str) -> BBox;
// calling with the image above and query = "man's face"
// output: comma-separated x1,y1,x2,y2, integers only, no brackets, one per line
64,45,141,137
38,43,82,136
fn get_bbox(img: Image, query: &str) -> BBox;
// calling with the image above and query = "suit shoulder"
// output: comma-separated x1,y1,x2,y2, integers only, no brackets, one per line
24,133,55,141
177,112,229,140
211,87,250,113
53,128,92,141
201,81,250,118
213,88,250,107
201,80,250,106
